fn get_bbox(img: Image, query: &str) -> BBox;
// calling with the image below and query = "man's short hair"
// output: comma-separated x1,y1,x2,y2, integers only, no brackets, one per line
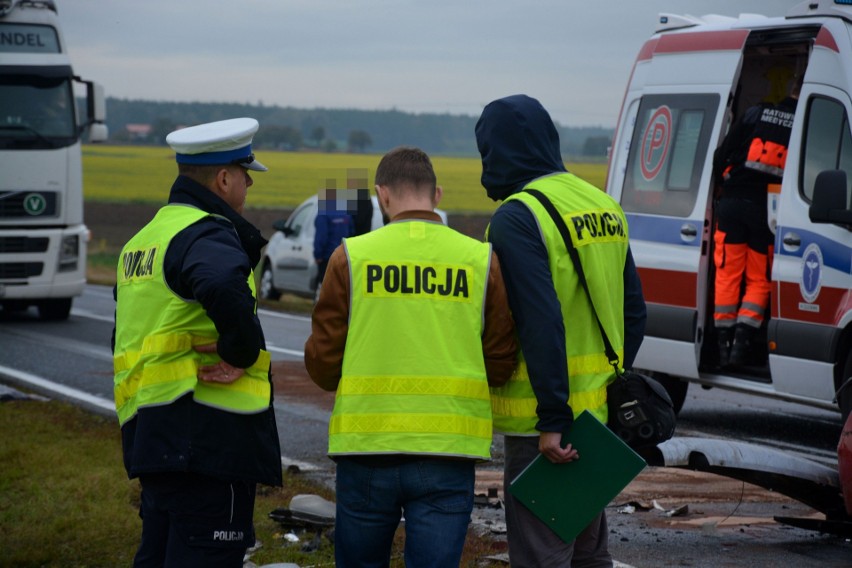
375,146,437,197
178,163,225,186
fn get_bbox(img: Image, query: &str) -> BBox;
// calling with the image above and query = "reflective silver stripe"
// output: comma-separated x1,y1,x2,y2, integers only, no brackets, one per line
737,315,763,328
740,301,765,316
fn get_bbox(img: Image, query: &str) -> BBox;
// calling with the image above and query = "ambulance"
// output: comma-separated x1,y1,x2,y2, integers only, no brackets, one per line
605,1,852,421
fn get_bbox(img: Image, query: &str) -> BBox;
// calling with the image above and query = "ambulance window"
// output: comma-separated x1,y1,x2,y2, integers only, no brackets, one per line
802,96,852,202
620,94,719,217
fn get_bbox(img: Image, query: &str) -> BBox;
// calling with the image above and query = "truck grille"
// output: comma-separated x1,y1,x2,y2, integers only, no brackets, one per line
0,263,42,278
0,191,58,218
0,236,50,253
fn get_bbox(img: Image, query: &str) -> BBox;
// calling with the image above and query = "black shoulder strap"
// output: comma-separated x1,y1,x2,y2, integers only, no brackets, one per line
523,188,621,372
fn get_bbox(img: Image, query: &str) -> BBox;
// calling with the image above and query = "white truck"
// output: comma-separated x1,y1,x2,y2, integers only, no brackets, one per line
0,0,106,320
606,1,852,420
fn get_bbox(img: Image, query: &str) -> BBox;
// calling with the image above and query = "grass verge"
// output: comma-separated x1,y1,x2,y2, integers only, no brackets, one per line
0,397,503,567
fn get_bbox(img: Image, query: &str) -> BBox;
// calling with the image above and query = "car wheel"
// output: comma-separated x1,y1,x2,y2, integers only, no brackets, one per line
839,350,852,423
260,262,281,301
37,298,72,321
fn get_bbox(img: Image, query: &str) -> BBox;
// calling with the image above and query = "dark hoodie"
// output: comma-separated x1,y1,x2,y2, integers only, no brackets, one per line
476,94,646,436
476,94,567,201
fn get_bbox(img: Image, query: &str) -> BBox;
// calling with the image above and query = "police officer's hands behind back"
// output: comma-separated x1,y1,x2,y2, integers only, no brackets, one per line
194,342,245,384
539,431,579,464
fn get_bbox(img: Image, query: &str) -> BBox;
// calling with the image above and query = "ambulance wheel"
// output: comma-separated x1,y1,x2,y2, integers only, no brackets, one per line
839,351,852,423
651,372,688,415
259,262,281,301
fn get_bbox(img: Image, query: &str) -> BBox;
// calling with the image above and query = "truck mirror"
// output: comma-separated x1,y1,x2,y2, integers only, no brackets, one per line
89,82,107,123
809,170,852,227
88,123,108,143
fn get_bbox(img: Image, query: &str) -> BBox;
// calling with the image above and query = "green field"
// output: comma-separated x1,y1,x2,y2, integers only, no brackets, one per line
82,146,608,213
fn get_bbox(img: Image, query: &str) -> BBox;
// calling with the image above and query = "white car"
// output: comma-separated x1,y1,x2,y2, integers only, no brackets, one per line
259,194,447,301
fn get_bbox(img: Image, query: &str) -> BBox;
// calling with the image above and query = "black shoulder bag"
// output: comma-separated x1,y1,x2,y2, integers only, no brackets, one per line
524,189,676,450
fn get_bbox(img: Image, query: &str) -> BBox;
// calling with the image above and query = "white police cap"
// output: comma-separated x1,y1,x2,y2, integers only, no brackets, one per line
166,117,268,172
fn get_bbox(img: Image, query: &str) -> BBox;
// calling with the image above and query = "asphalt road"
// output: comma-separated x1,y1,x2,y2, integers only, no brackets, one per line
1,284,850,567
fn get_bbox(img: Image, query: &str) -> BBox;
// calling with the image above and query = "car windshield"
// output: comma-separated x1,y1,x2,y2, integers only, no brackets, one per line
0,74,77,149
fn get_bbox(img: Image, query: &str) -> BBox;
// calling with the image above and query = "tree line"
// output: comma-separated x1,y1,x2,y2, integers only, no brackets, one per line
101,98,614,159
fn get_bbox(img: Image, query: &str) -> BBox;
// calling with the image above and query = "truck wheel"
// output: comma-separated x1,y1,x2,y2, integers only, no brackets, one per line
259,263,281,301
650,371,688,415
839,351,852,423
38,298,72,321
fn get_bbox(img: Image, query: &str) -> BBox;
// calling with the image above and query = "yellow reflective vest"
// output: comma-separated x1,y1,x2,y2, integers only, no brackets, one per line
490,173,629,435
329,218,493,459
113,205,271,426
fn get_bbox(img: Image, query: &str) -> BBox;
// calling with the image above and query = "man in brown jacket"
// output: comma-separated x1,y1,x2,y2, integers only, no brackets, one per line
305,146,516,567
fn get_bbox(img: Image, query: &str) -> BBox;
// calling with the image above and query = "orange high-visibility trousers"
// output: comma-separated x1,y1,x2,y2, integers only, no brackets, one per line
713,226,773,329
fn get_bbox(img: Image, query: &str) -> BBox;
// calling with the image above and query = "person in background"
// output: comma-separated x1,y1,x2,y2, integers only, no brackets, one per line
712,70,801,366
304,146,517,567
314,187,354,288
348,168,375,236
112,118,282,567
475,95,647,567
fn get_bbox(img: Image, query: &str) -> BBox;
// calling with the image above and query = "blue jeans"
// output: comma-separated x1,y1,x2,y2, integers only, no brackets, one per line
334,456,475,568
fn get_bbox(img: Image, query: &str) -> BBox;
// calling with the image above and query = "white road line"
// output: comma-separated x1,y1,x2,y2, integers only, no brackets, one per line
258,308,311,322
71,308,114,324
280,455,321,472
267,345,304,357
69,308,306,357
0,364,114,413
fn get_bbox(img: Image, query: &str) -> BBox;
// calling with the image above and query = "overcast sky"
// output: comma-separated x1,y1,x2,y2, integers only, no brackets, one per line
59,0,792,128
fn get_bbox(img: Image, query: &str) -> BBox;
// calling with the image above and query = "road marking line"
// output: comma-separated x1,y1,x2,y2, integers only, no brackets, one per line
258,309,311,322
267,345,304,357
0,364,114,413
71,308,114,324
280,455,321,472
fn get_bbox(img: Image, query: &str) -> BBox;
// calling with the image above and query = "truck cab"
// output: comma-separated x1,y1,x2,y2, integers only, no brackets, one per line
606,1,852,420
0,0,106,320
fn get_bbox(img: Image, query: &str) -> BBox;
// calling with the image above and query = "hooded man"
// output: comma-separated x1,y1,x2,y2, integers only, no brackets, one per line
476,94,646,567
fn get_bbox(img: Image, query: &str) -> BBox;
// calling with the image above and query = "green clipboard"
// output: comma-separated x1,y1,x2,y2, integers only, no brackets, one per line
508,410,647,543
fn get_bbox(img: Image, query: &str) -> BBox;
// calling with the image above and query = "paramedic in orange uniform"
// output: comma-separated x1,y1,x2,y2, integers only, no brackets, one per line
712,76,800,366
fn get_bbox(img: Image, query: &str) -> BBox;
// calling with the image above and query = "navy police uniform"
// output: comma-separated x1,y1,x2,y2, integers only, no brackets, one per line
112,118,282,567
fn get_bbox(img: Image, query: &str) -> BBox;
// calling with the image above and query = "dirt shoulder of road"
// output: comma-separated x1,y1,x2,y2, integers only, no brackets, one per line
269,361,815,536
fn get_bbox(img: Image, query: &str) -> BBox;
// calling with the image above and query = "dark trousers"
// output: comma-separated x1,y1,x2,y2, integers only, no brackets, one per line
134,472,256,568
504,436,612,567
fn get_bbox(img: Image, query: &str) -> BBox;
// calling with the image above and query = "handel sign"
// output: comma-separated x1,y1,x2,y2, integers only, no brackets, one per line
0,24,59,53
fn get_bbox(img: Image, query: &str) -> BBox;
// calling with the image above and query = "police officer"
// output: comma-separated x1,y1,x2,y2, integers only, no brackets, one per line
112,118,282,567
475,94,647,567
304,146,516,568
713,73,801,366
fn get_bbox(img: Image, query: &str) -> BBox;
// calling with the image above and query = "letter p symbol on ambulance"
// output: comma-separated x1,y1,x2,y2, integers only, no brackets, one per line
640,106,672,182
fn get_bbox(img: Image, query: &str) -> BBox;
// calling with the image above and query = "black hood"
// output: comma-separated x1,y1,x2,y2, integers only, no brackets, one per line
475,94,566,201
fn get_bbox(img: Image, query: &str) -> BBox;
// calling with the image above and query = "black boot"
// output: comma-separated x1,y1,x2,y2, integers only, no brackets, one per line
717,328,732,367
729,325,755,366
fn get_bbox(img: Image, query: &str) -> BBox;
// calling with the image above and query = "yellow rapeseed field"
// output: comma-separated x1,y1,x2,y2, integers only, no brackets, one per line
82,146,608,214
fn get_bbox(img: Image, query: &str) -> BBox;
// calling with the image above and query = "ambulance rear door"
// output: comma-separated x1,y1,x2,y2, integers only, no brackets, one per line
608,28,748,380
